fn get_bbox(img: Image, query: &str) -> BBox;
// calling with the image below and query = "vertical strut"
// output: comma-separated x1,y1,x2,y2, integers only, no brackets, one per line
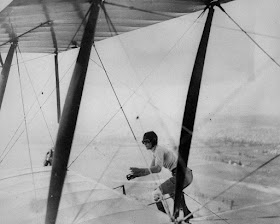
0,53,4,67
41,1,61,122
0,41,17,110
173,4,215,220
45,1,101,224
54,53,61,123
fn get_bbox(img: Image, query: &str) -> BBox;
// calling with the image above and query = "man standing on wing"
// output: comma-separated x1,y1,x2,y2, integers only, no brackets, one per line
128,131,193,220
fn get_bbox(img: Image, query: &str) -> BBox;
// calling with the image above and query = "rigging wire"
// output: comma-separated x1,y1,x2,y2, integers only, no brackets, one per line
17,46,54,145
177,5,280,220
148,191,231,224
100,2,206,148
0,56,77,164
101,0,205,95
70,145,122,224
2,2,276,220
79,4,279,170
100,2,206,133
93,43,174,219
0,21,51,48
181,152,280,223
218,4,280,69
192,198,280,223
104,1,180,19
93,44,175,219
9,28,280,224
182,192,231,224
131,2,276,149
7,3,274,210
98,4,280,220
208,22,280,40
68,12,210,217
67,109,120,168
8,53,56,67
66,3,92,50
100,2,115,37
93,44,138,141
0,129,25,164
15,48,40,221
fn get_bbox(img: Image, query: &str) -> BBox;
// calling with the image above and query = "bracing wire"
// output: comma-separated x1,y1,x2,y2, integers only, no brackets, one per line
15,49,40,221
67,109,119,168
0,21,51,48
96,5,280,221
104,1,178,19
96,2,279,150
65,6,280,215
1,2,272,220
71,145,122,224
177,5,280,220
100,1,118,35
93,44,138,142
182,192,231,224
93,43,174,218
0,55,76,164
0,129,25,164
68,4,206,172
148,191,231,224
100,2,115,37
208,22,280,40
0,53,57,161
76,10,280,222
181,152,280,222
12,53,56,66
99,2,206,135
218,4,280,69
66,2,92,50
17,46,54,145
97,8,205,217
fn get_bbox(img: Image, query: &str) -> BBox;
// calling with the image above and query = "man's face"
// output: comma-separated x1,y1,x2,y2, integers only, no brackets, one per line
142,140,153,150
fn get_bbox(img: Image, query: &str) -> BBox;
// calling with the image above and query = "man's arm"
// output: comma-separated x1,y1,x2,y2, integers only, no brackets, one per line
130,164,161,177
128,156,162,179
149,164,161,173
150,157,162,173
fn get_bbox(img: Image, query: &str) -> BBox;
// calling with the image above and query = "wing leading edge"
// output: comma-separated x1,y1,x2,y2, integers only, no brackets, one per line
0,0,234,54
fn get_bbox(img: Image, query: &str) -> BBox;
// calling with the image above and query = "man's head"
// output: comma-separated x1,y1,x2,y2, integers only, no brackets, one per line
142,131,158,150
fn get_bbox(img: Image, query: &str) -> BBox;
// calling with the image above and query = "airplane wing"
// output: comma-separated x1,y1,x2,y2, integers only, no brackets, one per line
0,167,171,224
0,0,234,54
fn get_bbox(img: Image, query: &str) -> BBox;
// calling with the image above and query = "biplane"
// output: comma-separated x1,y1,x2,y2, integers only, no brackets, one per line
0,0,280,223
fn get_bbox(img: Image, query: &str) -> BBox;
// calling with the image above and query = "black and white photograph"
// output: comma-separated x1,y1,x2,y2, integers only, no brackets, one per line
0,0,279,223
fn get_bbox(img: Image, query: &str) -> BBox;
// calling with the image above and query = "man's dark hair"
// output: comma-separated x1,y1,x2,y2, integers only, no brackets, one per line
142,131,158,147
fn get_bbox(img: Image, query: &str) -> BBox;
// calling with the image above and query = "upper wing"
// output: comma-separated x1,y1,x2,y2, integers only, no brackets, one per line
0,0,234,54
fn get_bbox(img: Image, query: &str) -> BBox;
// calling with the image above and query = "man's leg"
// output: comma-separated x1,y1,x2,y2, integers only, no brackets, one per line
153,188,166,213
180,193,193,219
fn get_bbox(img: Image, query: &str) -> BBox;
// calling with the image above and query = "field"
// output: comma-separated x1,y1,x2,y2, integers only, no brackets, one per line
69,115,280,223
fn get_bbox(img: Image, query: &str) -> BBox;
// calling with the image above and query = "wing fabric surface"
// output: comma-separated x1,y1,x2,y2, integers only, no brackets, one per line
0,0,233,53
0,168,171,224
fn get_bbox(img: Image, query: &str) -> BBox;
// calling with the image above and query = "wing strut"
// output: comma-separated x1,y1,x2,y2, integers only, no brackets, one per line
41,2,61,123
0,41,17,110
0,53,3,67
45,1,101,223
54,53,61,123
173,2,216,220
